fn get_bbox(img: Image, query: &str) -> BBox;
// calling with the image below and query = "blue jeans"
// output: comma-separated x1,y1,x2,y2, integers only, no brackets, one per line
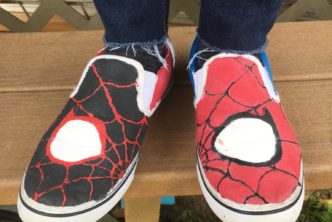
93,0,282,53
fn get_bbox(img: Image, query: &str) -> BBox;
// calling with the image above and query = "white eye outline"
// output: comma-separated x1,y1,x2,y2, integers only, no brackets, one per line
211,110,282,167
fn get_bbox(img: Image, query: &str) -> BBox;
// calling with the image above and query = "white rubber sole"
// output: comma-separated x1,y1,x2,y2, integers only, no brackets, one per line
17,158,138,222
197,163,304,222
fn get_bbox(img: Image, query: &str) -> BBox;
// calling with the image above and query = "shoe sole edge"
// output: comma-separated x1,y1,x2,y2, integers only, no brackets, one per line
17,156,138,222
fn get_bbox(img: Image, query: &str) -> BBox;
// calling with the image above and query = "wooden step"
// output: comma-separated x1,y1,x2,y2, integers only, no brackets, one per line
0,21,331,205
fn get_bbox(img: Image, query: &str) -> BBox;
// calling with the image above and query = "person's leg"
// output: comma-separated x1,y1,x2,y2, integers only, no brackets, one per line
18,1,175,221
198,0,282,53
190,1,304,222
94,0,169,44
93,0,173,74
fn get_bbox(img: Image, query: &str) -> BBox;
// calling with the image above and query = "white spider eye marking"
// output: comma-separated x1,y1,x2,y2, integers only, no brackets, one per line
50,120,102,163
214,118,276,164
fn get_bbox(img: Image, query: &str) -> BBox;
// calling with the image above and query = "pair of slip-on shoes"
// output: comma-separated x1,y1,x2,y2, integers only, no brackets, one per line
18,38,303,222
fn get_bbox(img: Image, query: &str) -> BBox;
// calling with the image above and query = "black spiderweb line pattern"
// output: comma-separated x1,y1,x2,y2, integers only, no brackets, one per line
24,58,149,207
196,56,302,205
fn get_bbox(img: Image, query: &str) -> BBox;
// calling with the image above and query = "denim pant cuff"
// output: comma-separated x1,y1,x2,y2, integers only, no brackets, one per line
198,35,268,55
104,34,169,48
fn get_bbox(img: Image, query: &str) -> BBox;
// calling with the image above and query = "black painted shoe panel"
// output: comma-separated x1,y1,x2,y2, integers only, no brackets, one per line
20,39,175,221
23,57,147,207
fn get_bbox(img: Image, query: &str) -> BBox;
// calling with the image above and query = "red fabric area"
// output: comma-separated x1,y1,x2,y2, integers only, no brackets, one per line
150,46,174,110
196,56,301,204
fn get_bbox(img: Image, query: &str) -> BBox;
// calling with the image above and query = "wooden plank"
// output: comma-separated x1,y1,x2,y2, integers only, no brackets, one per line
0,79,331,204
276,80,332,145
124,197,161,222
1,21,332,91
0,30,102,92
267,21,332,81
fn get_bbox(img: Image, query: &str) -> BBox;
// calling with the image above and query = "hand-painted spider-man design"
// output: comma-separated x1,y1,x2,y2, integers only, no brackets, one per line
24,58,147,207
194,54,303,207
19,43,174,219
